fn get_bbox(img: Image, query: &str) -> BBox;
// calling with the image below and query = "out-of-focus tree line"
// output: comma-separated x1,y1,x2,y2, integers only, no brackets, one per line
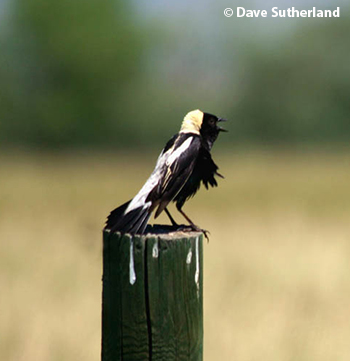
1,0,349,150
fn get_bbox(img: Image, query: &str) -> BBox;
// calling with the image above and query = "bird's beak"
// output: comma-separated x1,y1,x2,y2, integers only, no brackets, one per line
217,118,228,132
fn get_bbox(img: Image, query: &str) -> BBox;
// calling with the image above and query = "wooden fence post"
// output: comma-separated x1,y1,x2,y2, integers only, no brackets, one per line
101,225,204,361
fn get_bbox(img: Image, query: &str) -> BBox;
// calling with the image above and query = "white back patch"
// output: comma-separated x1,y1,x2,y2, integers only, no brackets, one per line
125,145,172,214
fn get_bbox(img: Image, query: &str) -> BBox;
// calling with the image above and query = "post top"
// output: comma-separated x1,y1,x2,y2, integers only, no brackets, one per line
104,224,203,240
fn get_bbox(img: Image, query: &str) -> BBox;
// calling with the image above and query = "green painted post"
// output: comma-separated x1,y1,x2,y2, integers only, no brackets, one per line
101,225,203,361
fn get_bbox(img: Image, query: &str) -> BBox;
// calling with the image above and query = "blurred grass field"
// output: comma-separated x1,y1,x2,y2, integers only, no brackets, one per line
1,149,350,361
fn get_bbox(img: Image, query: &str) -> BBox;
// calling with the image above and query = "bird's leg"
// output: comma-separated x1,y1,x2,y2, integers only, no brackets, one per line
177,208,210,241
164,207,179,227
177,208,195,227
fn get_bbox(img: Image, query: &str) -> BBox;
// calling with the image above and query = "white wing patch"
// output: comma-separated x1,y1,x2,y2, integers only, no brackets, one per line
166,137,193,166
125,136,194,214
162,136,193,189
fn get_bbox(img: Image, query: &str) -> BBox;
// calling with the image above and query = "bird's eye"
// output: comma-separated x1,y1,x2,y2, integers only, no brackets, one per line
209,118,215,126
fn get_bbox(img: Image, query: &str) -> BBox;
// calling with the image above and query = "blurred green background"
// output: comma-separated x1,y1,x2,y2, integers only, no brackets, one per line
1,0,350,150
1,1,350,360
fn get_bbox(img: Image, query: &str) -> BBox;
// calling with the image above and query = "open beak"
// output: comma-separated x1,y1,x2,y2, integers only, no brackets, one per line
217,117,228,132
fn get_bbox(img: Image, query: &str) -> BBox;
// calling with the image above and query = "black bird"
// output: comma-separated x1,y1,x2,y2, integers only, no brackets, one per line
105,109,227,237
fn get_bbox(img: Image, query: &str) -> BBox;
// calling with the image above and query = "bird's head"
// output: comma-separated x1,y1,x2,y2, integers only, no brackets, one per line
180,109,227,150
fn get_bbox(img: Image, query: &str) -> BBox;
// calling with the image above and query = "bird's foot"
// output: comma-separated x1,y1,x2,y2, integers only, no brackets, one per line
194,226,210,242
177,224,210,242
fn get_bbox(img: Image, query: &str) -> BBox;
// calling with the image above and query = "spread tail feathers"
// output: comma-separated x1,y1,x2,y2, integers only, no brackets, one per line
104,200,152,235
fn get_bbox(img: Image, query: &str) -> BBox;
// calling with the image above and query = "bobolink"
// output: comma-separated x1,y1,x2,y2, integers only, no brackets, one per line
105,109,227,237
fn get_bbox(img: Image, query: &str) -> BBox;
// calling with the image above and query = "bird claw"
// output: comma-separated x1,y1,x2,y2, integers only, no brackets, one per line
198,228,210,242
176,224,210,242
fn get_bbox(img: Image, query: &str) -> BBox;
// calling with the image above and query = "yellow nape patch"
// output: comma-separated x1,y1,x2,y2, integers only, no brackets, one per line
180,109,203,134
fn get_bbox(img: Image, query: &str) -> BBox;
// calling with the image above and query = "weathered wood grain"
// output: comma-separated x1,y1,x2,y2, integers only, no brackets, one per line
101,226,203,361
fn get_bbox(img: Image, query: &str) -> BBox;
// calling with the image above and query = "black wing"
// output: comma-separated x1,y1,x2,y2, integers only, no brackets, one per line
199,148,223,189
147,133,201,218
174,147,223,209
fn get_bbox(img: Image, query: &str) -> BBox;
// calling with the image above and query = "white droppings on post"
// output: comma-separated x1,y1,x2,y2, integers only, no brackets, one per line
152,241,159,258
186,246,192,265
129,239,136,285
195,236,200,296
